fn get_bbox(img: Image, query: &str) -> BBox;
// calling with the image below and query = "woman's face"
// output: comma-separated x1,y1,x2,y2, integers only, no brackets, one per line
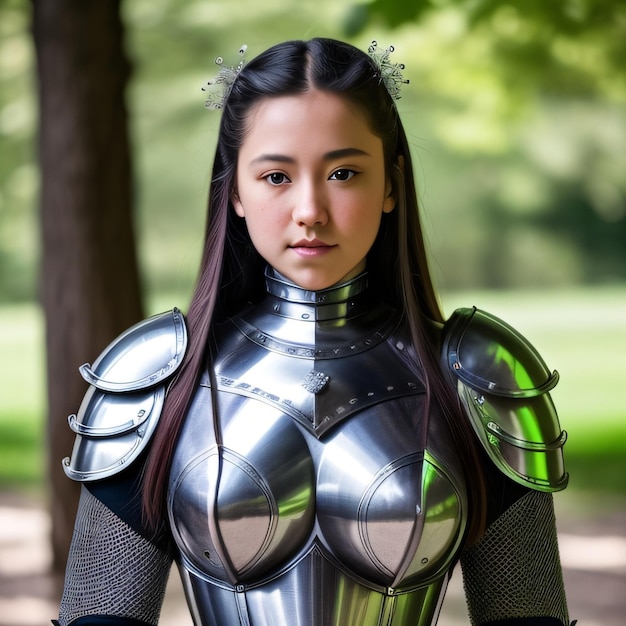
232,89,395,291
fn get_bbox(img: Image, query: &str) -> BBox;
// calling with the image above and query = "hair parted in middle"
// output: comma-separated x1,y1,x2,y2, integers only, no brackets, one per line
142,37,487,544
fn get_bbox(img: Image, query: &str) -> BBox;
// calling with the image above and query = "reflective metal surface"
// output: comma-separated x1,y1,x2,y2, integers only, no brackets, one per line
444,307,559,397
179,547,452,626
443,307,568,491
168,270,467,625
80,308,187,392
63,309,187,481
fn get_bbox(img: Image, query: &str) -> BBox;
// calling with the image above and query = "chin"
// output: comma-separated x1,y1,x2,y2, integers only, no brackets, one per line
284,271,340,292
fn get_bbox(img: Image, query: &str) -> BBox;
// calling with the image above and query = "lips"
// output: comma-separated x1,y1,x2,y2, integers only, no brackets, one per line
290,238,334,248
289,239,337,257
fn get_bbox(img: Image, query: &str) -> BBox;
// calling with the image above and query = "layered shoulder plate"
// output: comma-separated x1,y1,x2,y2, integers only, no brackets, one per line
63,308,188,481
442,307,568,492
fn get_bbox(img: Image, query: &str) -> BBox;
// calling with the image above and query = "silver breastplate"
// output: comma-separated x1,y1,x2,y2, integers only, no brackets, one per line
168,270,468,626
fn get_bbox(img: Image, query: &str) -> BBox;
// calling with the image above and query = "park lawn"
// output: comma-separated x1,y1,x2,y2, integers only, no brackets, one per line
0,303,46,489
1,287,625,495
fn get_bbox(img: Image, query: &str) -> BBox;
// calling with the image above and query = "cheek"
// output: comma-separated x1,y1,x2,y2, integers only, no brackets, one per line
335,191,384,232
244,208,285,243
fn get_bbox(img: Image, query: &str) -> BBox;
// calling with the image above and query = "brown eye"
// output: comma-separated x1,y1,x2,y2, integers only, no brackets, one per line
329,169,356,181
265,172,290,185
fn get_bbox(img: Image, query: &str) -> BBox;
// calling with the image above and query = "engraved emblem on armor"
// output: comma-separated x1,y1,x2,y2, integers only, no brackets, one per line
301,370,330,394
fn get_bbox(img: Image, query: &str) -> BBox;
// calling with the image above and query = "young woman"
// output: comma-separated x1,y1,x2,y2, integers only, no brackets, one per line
56,38,573,625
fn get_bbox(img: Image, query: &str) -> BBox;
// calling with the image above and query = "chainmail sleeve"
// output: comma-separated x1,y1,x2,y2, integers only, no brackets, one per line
460,490,569,626
58,486,173,626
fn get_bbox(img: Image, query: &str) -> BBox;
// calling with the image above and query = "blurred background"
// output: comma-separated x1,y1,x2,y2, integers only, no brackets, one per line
1,0,625,624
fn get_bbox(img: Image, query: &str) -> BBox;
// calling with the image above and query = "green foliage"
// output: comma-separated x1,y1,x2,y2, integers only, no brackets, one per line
341,0,626,290
0,2,38,301
346,0,626,100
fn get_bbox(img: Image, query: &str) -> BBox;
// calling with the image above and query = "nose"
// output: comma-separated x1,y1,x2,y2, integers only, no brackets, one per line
292,181,328,227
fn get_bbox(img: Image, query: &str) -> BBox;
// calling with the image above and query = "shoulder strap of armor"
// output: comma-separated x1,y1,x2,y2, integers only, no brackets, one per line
62,308,188,482
441,306,568,492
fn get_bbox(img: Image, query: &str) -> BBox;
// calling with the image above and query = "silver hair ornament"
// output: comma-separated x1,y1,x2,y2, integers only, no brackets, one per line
367,41,409,100
202,45,247,110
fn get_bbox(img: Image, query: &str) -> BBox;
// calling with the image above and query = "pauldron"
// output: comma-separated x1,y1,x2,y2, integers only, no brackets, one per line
442,307,568,492
62,308,187,481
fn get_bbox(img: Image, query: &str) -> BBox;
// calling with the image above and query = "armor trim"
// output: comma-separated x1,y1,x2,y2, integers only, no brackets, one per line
442,307,568,492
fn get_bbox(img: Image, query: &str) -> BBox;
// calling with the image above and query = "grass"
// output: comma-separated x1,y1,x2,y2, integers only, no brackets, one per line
1,287,625,500
0,303,46,489
0,411,44,487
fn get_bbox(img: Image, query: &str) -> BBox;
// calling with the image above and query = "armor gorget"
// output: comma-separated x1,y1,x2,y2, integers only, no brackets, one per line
167,268,468,626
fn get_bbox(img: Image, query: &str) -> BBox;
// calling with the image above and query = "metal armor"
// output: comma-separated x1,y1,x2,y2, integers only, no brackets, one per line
61,272,569,625
62,308,187,481
441,307,568,492
167,269,468,626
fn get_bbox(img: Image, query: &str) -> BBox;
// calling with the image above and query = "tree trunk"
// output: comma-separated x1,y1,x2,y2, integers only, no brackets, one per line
31,0,144,579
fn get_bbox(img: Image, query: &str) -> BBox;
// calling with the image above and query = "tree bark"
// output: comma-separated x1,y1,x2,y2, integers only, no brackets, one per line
31,0,144,579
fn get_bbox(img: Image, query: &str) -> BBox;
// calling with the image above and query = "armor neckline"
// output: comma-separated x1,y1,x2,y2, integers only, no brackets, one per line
265,267,368,306
237,266,398,343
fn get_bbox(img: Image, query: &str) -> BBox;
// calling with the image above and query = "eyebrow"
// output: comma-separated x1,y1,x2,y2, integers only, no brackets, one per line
250,147,371,165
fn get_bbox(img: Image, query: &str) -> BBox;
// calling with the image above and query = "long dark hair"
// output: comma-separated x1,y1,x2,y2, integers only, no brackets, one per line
142,38,487,544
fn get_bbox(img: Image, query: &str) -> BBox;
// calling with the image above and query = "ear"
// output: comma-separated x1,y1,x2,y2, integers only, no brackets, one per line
382,178,396,214
383,156,404,214
231,190,245,217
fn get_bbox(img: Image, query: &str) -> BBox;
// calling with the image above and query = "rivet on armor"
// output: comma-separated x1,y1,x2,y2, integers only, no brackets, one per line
421,557,429,564
396,341,404,350
302,313,310,319
387,385,394,391
236,584,245,593
349,398,358,405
